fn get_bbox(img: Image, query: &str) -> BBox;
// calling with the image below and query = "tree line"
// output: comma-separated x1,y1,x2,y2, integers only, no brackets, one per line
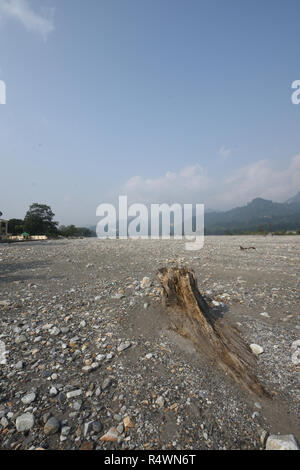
7,203,95,238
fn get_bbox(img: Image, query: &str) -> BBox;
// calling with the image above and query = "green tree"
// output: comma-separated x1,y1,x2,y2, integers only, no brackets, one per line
23,203,58,236
8,219,24,235
58,225,94,237
58,225,77,237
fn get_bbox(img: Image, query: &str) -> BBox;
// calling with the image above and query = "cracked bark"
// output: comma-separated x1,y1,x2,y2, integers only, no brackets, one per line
157,267,270,397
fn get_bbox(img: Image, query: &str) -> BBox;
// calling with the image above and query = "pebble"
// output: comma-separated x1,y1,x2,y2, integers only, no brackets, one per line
49,326,60,336
66,389,82,399
15,361,25,369
260,312,270,318
266,434,299,450
50,387,58,397
155,396,165,408
291,339,300,365
1,417,8,428
15,335,27,344
21,392,36,405
44,416,60,435
140,277,151,289
16,413,35,432
123,416,134,430
100,427,119,442
102,377,112,390
117,342,131,353
60,426,71,442
250,344,264,355
92,421,103,433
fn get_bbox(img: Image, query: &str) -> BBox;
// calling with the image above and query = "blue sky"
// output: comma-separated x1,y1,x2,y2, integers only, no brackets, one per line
1,0,300,225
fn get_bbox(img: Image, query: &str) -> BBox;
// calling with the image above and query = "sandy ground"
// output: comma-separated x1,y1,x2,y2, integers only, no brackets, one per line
0,235,299,450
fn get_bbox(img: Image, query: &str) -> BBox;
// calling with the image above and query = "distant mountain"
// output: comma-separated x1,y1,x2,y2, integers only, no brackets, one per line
205,193,300,234
91,192,300,236
204,207,219,213
286,191,300,204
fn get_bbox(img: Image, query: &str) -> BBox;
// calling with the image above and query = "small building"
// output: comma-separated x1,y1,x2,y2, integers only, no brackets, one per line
8,234,48,241
0,219,8,240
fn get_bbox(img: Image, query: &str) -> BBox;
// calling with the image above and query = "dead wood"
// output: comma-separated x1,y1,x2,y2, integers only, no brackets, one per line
157,267,270,397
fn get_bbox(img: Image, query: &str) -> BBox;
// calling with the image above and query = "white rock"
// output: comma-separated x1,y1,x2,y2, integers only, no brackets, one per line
250,344,264,355
111,293,124,299
66,389,82,399
95,354,106,361
155,396,165,408
49,326,60,336
16,413,35,432
266,434,299,450
61,426,71,437
83,421,94,437
21,392,36,405
117,342,131,353
291,349,300,366
291,339,300,365
260,312,270,318
140,277,151,289
50,387,58,397
1,417,8,427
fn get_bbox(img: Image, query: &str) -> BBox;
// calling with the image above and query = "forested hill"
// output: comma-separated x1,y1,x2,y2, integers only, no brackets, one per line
205,195,300,234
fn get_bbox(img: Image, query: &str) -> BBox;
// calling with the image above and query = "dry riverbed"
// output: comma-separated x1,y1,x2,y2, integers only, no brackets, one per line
0,236,299,450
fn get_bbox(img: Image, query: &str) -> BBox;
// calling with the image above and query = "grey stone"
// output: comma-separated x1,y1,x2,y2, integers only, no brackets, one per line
15,361,25,369
44,416,60,435
1,417,8,428
21,392,36,405
16,413,35,432
66,389,82,399
102,377,112,390
117,342,131,353
92,421,103,433
50,386,58,397
49,326,60,336
266,434,299,450
15,335,27,344
155,396,165,408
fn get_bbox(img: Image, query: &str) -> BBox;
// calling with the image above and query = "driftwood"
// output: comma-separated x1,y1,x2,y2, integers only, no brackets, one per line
157,267,269,397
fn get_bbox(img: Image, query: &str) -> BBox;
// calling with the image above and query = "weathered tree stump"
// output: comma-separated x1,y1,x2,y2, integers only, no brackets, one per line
157,267,269,397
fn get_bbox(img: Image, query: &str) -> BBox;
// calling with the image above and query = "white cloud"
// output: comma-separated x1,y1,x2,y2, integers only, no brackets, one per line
219,145,232,159
122,164,212,205
119,155,300,210
0,0,54,39
214,154,300,208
